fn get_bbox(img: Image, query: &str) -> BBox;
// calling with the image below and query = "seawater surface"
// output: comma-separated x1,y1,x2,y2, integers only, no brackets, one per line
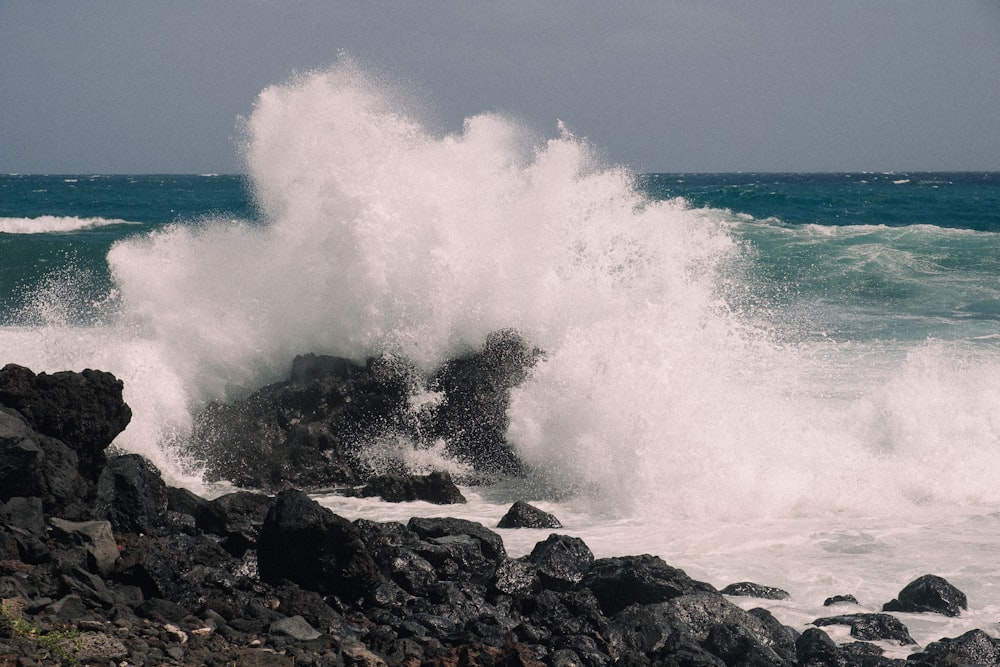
2,62,999,655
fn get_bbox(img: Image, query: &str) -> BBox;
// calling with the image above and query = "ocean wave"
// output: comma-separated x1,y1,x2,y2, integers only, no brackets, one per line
0,215,135,234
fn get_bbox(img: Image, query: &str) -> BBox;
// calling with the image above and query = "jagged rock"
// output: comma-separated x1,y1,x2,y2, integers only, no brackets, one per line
823,594,859,606
493,558,539,597
497,500,562,529
721,581,790,600
0,364,131,480
813,613,915,645
527,534,594,591
407,517,506,564
428,329,541,479
882,574,967,617
194,490,272,556
48,518,118,576
188,353,417,492
906,629,1000,666
0,407,91,519
94,454,169,533
581,554,716,616
356,471,466,504
795,627,842,667
704,621,794,667
257,489,382,601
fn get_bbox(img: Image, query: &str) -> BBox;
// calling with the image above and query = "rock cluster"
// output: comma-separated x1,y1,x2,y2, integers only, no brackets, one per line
2,360,999,666
187,329,541,492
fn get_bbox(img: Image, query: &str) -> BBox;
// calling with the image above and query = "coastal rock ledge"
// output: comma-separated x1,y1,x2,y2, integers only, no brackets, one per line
1,362,997,666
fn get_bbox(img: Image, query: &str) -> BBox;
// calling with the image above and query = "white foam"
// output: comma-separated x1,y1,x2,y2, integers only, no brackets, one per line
0,215,134,234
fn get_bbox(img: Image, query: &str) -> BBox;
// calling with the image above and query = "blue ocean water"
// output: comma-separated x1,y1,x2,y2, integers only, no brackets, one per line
3,65,1000,650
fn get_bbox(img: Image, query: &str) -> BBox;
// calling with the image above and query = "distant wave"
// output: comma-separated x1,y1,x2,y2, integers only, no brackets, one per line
0,215,134,234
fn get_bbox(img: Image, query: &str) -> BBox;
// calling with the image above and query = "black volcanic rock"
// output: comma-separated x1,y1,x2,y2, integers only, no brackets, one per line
721,581,790,600
193,490,272,556
497,500,562,528
882,574,967,617
906,629,1000,666
257,489,382,602
528,533,594,591
427,329,541,479
356,471,466,504
94,453,169,534
0,363,131,480
823,593,859,606
188,353,417,491
581,554,717,616
813,613,916,645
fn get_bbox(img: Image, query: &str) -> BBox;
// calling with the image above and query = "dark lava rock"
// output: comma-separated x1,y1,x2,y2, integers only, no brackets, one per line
497,500,562,528
356,470,466,504
581,554,717,617
528,533,594,591
813,613,915,645
824,594,859,606
721,581,790,600
906,628,1000,666
94,453,169,534
188,353,417,491
407,516,506,563
882,574,967,617
257,489,381,602
193,490,272,556
795,627,842,667
427,329,541,479
0,363,131,479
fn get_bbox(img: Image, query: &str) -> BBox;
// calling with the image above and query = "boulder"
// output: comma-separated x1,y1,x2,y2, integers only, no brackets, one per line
188,354,417,492
823,594,859,606
48,518,119,576
581,554,716,616
193,490,272,556
94,454,169,533
882,574,967,617
497,500,562,529
356,471,466,504
812,613,915,645
720,581,790,600
527,534,593,591
906,629,1000,666
257,489,382,602
427,329,541,479
795,627,842,667
0,407,92,519
0,364,130,480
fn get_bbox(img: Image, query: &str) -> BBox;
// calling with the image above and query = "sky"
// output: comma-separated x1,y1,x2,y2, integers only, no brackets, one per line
1,1,998,174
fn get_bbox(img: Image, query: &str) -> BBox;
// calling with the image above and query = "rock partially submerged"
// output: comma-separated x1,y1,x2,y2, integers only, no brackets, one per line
186,329,541,492
498,500,563,529
882,573,968,617
354,470,467,504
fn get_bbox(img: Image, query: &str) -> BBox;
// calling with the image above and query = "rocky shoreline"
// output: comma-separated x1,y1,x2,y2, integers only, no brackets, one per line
2,352,999,666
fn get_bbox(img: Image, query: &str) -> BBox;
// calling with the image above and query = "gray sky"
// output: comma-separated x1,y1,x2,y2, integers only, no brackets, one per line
2,1,998,174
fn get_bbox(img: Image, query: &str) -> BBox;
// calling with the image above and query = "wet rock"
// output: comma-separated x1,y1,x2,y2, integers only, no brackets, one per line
581,554,716,616
720,581,790,600
906,628,1000,666
795,627,843,667
427,329,541,479
882,574,967,617
257,489,382,602
823,594,859,606
498,500,562,529
194,490,272,556
704,621,794,667
356,471,466,504
813,613,915,645
493,558,540,597
188,353,417,492
94,453,169,533
528,533,594,591
407,516,506,564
